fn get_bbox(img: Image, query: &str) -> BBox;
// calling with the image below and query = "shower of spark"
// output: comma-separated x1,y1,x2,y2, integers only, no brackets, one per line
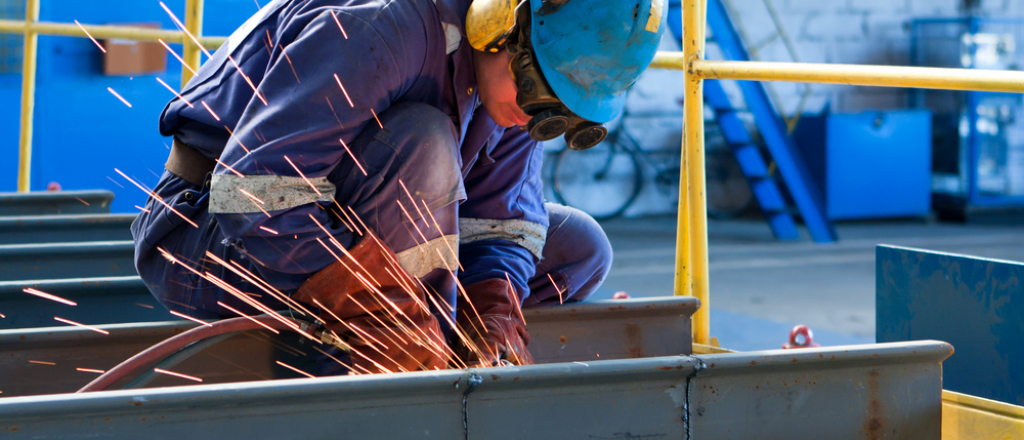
259,225,279,235
548,273,564,304
156,77,194,107
107,87,133,108
333,74,354,108
54,317,109,335
74,20,106,53
201,101,221,121
135,205,151,213
338,138,367,176
284,155,323,196
217,301,280,334
170,310,213,327
158,39,197,76
76,368,105,374
370,108,383,128
154,368,203,382
330,11,349,39
115,168,198,227
29,360,56,365
276,360,315,378
22,287,77,306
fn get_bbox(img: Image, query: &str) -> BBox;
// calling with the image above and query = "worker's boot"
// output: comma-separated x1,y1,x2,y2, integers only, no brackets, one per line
293,233,449,374
456,279,535,367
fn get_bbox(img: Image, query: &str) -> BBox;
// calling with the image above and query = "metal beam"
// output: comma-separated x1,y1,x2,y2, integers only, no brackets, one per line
0,341,951,439
0,214,134,244
0,241,136,282
0,190,114,216
0,276,157,330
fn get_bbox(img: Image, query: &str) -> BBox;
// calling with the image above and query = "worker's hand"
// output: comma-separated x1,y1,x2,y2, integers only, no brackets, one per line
456,279,535,367
473,49,531,128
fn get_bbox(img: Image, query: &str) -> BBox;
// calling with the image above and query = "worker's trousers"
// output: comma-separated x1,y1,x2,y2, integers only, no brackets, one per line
132,105,613,329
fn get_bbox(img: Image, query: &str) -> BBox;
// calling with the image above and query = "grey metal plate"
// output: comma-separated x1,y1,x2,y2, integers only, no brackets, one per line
0,297,699,397
0,190,114,216
0,341,950,440
0,214,135,244
0,241,136,281
0,276,161,330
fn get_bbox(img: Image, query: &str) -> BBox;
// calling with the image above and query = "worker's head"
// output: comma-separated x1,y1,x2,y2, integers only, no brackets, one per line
468,0,666,149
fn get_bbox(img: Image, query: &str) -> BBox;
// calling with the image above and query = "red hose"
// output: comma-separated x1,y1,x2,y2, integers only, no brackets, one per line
78,315,308,393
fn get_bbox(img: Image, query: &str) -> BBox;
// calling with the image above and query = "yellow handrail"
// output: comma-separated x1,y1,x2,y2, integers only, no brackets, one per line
10,0,224,192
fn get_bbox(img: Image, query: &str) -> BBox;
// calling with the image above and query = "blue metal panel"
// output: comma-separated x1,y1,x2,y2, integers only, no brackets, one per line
876,245,1024,406
0,1,255,213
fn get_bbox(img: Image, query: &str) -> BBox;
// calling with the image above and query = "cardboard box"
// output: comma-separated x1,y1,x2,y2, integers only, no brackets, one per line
103,23,166,76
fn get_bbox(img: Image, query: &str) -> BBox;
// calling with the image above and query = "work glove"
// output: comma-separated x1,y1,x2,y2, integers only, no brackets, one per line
456,278,535,367
293,233,449,374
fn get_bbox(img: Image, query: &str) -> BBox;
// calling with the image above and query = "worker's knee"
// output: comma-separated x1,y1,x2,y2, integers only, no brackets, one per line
528,203,612,305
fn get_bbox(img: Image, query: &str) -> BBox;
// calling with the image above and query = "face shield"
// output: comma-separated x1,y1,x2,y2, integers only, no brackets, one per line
467,0,609,150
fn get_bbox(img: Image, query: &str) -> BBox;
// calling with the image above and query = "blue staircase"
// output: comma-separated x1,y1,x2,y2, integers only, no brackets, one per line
668,0,837,243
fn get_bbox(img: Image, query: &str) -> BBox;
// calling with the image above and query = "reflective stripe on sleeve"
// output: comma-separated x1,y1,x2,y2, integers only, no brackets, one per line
209,174,336,214
458,218,547,260
395,235,460,279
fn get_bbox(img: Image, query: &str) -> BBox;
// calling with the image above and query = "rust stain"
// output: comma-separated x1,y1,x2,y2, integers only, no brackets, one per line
559,335,567,343
624,324,644,358
864,369,883,440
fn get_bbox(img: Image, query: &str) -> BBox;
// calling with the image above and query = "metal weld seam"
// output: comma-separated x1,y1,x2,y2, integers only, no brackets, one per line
683,356,706,440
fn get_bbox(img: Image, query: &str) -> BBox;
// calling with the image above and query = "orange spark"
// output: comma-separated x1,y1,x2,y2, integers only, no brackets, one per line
398,180,427,226
107,87,132,108
339,138,367,176
170,310,213,327
115,169,198,228
75,197,90,206
325,96,346,129
155,77,193,107
333,74,354,107
397,200,429,244
23,288,77,306
201,101,221,121
338,205,362,235
227,55,268,105
154,367,203,382
548,273,564,305
76,368,105,374
238,188,265,205
29,360,55,365
276,360,316,378
158,39,197,76
135,302,154,309
217,301,280,334
135,205,151,213
284,155,322,196
223,126,250,154
74,20,106,53
371,108,383,129
259,225,279,235
0,313,5,318
282,48,300,83
330,11,349,39
54,317,109,335
160,2,211,58
504,272,527,324
216,158,245,177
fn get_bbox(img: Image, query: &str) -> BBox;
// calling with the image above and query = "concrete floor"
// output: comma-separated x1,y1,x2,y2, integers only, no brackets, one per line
593,213,1024,350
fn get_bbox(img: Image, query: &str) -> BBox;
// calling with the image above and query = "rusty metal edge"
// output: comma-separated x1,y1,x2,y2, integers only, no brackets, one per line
524,296,700,321
693,340,954,375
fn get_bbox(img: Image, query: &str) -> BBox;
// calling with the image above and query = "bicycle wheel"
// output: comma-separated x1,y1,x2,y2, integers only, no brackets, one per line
705,148,754,220
551,139,643,220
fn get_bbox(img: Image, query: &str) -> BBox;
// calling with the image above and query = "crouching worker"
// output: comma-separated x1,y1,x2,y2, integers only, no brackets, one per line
132,0,665,373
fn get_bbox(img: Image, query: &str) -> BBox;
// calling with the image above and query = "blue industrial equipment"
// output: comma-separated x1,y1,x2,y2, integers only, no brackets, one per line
911,18,1024,220
794,111,933,220
667,0,836,242
877,244,1024,406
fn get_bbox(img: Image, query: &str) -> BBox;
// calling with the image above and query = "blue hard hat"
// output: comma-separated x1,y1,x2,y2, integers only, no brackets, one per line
528,0,667,123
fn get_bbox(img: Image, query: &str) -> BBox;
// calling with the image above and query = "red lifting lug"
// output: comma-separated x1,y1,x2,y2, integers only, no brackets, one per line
783,324,820,349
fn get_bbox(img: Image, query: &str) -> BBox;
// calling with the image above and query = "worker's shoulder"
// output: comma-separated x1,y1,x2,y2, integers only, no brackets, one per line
298,0,439,34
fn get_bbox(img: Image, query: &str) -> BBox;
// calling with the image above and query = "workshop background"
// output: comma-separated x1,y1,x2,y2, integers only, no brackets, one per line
1,0,1022,350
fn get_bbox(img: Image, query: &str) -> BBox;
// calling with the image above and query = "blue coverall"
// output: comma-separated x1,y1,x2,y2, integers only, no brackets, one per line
133,0,612,339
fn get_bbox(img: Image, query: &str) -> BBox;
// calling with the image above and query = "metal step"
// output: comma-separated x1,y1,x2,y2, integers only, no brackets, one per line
0,241,136,282
0,214,135,244
0,297,699,397
0,276,161,330
0,339,951,440
0,190,115,217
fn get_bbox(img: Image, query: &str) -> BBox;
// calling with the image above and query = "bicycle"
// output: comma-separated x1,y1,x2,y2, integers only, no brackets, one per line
549,94,753,220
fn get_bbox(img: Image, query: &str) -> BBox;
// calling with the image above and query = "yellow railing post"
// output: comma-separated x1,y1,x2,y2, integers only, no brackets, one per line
675,0,711,345
16,0,39,193
181,0,203,86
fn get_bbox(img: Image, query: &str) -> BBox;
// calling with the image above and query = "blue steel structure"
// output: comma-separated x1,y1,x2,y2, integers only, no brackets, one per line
911,17,1024,219
877,244,1024,406
667,0,836,242
0,0,254,213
